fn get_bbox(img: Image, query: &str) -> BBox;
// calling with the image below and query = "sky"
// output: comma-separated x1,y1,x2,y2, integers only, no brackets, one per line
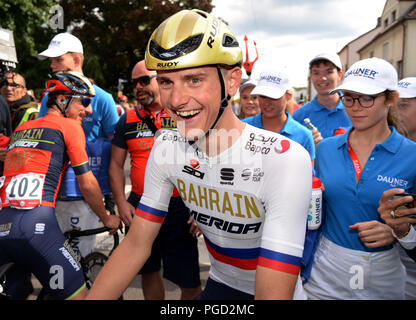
211,0,387,87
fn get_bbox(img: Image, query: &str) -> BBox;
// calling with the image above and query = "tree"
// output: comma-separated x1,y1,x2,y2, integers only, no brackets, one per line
1,0,214,97
0,0,57,93
60,0,214,96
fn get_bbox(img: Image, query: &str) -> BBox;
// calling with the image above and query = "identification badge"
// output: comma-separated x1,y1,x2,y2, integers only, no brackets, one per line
5,173,45,209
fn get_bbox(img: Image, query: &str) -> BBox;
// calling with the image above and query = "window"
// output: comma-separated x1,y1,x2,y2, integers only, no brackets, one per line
384,18,389,27
391,10,396,22
370,51,374,58
383,42,389,60
397,60,403,79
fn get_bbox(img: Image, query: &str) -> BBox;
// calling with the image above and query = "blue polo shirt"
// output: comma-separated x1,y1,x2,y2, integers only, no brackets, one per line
315,126,416,252
38,84,118,141
243,112,315,160
293,95,351,139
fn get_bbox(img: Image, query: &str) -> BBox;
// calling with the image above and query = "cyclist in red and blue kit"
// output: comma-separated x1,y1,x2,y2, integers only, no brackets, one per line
0,71,120,300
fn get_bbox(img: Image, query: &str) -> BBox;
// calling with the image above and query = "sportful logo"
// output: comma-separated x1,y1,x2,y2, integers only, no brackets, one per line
345,68,379,80
260,75,281,85
220,168,234,185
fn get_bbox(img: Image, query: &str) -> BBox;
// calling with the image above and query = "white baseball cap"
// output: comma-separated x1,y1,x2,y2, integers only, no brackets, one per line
251,69,291,99
37,33,83,60
309,52,342,70
398,77,416,98
331,57,398,95
239,79,257,93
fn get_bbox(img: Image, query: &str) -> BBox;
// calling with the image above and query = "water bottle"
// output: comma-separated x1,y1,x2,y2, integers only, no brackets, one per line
308,176,322,230
303,118,317,131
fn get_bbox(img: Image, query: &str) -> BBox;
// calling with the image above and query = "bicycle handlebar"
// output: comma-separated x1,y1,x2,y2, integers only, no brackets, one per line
64,226,111,239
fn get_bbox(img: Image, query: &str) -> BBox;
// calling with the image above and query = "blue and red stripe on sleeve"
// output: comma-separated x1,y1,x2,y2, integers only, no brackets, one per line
204,236,301,275
135,203,167,223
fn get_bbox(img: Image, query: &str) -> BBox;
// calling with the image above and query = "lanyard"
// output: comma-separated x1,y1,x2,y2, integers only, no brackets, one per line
347,135,362,180
135,106,166,133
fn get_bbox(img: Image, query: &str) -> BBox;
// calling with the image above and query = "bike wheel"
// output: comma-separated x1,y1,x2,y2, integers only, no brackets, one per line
82,251,123,300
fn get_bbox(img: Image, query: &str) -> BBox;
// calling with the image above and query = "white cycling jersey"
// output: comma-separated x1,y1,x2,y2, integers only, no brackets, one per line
137,123,312,295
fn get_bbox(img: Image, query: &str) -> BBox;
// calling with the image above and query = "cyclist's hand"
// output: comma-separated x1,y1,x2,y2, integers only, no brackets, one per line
187,216,202,237
118,200,135,227
103,214,122,235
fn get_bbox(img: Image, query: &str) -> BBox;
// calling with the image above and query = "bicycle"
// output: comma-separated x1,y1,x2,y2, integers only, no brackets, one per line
0,225,122,300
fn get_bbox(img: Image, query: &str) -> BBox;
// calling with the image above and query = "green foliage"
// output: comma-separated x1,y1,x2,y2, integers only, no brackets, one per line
1,0,214,97
0,0,56,92
61,0,214,95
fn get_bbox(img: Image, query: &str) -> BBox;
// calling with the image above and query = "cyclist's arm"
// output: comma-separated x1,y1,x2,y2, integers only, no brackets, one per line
86,214,161,299
87,135,173,299
255,266,298,299
76,171,120,232
64,118,120,232
109,144,134,226
255,138,312,299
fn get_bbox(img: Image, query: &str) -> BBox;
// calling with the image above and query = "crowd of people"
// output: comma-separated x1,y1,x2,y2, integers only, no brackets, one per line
0,8,415,301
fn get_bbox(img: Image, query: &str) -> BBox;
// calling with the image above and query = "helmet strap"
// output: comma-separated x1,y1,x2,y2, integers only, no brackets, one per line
52,96,71,118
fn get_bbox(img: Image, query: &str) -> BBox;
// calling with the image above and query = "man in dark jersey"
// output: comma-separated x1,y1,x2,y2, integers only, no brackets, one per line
0,71,120,300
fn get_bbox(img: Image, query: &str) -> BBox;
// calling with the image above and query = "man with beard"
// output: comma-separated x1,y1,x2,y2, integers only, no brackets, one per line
108,60,202,300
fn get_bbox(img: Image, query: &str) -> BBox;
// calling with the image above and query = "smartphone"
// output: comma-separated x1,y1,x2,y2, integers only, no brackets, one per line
393,193,416,218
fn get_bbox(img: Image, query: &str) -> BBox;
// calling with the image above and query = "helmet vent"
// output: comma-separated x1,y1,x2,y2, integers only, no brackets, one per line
149,34,203,61
194,10,208,18
222,34,239,48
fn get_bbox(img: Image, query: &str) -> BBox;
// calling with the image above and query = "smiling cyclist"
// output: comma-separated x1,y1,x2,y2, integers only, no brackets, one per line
87,9,311,300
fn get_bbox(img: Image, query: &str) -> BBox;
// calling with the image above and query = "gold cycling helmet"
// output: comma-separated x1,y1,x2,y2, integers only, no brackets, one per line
145,9,242,70
145,9,243,142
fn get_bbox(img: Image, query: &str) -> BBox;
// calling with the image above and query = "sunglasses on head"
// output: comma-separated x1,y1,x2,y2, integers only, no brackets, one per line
70,95,91,107
132,74,156,87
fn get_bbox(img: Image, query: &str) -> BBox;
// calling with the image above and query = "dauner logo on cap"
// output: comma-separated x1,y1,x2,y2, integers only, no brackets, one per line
345,68,379,80
398,81,411,89
49,40,62,48
260,75,281,85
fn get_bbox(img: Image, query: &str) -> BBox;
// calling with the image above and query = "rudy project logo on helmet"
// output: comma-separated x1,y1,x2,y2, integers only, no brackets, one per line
344,68,379,80
207,16,220,48
157,62,179,68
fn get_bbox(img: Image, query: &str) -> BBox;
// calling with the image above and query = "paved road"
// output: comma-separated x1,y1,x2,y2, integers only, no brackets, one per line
29,231,210,300
93,231,210,300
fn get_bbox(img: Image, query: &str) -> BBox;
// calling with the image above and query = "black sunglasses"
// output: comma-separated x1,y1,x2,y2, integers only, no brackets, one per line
1,81,25,89
132,74,156,87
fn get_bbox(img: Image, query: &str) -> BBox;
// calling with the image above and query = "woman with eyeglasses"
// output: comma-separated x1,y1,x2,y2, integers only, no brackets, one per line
303,58,415,300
